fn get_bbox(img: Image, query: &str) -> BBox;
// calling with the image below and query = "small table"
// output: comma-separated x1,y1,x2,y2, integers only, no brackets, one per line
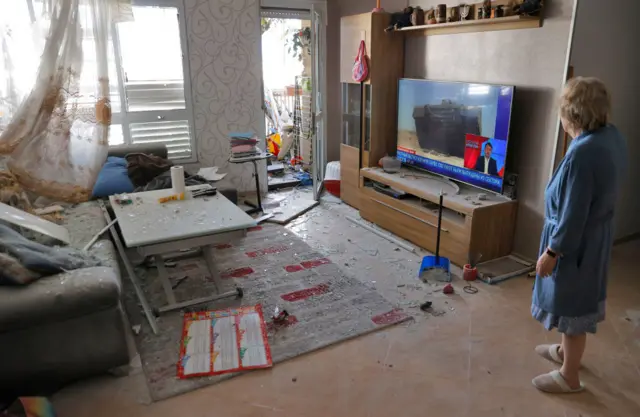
105,185,257,333
229,152,273,214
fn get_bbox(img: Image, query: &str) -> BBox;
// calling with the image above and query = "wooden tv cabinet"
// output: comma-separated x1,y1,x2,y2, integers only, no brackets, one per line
359,167,518,266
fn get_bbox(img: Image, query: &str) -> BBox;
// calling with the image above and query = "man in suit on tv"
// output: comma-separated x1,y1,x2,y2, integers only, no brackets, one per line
474,142,499,176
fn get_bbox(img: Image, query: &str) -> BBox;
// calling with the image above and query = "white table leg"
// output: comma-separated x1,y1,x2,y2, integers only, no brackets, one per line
155,255,177,305
153,245,241,314
98,201,159,335
202,245,222,294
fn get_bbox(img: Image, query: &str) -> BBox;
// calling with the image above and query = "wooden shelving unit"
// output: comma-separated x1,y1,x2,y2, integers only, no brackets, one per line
396,14,541,36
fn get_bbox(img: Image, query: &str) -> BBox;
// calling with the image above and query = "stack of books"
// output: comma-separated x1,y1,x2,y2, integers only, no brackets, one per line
229,132,260,158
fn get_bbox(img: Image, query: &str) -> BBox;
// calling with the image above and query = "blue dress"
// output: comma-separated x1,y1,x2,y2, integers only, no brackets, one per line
532,125,627,335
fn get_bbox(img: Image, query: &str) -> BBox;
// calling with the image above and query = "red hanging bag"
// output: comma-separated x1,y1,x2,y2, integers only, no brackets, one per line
352,40,369,82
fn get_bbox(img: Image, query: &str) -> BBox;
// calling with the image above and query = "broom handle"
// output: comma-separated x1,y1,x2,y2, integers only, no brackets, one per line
377,0,381,9
435,193,443,263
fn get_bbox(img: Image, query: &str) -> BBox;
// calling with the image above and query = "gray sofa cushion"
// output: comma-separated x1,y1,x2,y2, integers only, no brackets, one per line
0,202,122,333
61,202,110,249
0,266,122,333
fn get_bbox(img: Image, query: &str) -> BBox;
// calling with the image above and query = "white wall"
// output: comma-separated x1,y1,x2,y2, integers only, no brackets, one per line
405,0,576,259
569,0,640,241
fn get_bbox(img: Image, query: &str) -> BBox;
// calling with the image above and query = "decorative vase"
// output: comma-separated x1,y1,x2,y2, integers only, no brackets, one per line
411,7,425,26
447,6,460,22
459,4,471,21
426,8,437,24
436,4,447,23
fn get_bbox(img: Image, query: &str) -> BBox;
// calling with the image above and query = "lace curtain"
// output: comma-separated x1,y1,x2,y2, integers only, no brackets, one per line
0,0,132,202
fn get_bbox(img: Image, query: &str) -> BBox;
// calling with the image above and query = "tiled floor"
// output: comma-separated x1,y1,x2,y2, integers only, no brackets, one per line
53,197,640,417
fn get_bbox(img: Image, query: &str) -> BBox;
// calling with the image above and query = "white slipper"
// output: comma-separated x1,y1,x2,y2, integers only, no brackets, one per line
535,344,563,365
532,370,585,394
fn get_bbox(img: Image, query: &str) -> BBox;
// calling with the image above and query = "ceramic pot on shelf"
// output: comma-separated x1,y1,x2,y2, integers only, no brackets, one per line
435,4,446,23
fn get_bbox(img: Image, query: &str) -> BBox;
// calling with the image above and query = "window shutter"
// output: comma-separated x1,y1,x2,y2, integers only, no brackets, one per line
130,120,192,160
261,8,310,20
125,81,186,112
111,5,196,161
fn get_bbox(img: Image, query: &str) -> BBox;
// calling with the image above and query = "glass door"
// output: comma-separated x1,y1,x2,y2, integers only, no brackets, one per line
310,3,326,201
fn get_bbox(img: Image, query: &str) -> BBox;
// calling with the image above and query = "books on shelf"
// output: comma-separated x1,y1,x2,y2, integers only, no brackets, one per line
229,132,260,158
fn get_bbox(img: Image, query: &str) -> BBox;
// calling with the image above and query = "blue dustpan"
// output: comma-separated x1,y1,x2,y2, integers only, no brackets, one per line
417,192,451,283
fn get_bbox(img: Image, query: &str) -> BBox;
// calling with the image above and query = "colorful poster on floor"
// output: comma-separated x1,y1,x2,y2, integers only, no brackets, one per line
177,305,272,378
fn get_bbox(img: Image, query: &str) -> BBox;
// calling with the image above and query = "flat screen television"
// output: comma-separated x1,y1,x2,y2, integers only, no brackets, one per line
396,79,514,194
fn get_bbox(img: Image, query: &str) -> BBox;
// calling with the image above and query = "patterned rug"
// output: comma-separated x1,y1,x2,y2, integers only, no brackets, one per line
123,224,411,401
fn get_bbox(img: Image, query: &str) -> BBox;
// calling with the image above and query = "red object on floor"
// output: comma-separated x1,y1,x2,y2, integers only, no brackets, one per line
323,161,341,198
371,309,410,325
443,284,454,294
281,283,330,302
284,264,304,273
300,258,331,269
248,226,263,232
221,267,254,279
324,180,340,198
463,264,477,281
267,315,299,331
214,243,233,250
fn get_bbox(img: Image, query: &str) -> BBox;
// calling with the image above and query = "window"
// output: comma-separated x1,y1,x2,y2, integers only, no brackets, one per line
112,3,197,161
0,0,197,162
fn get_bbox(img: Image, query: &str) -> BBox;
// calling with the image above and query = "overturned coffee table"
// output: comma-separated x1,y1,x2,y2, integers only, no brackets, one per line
103,185,256,334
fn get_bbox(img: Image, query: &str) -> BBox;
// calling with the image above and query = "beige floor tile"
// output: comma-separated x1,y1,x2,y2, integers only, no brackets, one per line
51,203,640,417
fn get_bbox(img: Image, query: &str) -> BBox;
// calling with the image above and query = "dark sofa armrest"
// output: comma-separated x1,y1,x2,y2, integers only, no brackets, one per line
108,144,168,160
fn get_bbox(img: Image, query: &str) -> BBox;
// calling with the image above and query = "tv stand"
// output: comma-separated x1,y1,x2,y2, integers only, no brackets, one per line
398,171,460,195
359,167,518,266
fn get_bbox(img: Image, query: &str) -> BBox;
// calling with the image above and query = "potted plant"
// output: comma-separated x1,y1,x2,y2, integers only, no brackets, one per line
286,27,311,61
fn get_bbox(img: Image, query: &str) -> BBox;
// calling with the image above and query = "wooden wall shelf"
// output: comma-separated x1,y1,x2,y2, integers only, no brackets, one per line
396,15,541,36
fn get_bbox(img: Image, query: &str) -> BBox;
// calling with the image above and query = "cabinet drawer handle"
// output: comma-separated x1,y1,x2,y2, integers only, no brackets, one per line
371,198,449,233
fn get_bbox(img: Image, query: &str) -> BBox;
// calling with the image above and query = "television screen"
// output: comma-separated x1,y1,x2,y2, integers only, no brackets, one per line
396,79,514,193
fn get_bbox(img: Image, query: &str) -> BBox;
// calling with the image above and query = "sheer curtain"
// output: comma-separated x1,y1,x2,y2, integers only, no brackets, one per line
0,0,132,203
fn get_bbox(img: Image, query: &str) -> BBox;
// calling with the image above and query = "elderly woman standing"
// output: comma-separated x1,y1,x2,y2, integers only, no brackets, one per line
531,77,627,393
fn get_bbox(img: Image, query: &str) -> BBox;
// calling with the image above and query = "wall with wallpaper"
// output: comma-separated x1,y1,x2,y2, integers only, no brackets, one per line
183,0,266,193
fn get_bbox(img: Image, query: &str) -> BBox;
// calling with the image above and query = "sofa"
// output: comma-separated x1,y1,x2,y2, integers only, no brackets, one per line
0,144,168,398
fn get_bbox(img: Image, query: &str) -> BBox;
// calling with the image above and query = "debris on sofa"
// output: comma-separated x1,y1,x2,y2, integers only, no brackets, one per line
83,218,118,251
125,152,174,187
0,202,70,244
34,205,65,216
0,224,101,285
134,171,210,192
0,171,63,223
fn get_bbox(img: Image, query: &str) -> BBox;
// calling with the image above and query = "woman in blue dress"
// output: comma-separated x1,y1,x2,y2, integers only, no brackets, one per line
531,77,627,393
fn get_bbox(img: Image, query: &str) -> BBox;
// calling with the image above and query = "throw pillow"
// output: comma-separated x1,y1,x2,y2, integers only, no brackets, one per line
92,156,134,198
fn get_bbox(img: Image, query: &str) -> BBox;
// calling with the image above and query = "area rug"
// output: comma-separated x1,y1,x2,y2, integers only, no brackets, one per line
122,223,411,401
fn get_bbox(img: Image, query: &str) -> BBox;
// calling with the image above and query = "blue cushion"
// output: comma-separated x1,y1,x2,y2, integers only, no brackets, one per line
92,157,134,198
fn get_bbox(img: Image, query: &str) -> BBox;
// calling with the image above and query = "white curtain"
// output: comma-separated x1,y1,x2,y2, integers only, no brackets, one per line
0,0,132,203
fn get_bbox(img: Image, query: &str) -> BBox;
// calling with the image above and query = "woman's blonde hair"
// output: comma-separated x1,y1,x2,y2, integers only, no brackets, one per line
560,76,611,132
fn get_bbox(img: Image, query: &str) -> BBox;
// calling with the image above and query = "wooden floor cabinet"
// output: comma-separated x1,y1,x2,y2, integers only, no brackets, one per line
339,12,404,209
